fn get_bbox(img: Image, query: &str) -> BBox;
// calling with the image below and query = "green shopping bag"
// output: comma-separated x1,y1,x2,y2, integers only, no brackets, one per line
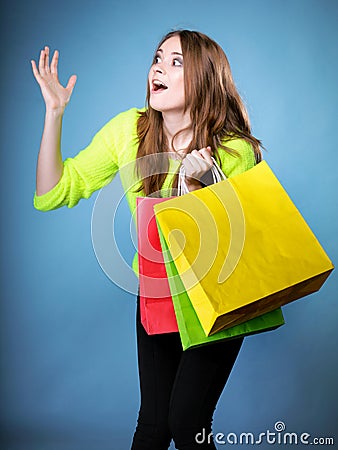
157,222,285,350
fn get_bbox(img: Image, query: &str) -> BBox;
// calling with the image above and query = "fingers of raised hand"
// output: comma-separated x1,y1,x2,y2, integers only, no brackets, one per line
38,47,47,75
31,59,42,82
36,46,57,81
50,50,59,76
44,46,50,73
66,74,77,94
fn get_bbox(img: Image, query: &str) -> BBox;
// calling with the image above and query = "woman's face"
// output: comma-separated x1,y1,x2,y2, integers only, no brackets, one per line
148,35,186,115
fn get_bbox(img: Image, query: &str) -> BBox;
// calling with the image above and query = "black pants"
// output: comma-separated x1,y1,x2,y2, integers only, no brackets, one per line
131,297,244,450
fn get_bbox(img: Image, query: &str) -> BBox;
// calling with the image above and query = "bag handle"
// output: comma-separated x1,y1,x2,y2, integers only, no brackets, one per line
178,157,226,196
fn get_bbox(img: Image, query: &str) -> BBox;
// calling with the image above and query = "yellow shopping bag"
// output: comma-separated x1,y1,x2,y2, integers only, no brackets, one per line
154,161,334,336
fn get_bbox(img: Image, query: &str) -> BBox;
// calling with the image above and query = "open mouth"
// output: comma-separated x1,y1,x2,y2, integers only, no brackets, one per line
152,79,168,92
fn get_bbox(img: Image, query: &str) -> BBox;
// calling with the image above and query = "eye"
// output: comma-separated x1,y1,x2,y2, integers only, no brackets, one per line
173,58,183,67
154,55,162,64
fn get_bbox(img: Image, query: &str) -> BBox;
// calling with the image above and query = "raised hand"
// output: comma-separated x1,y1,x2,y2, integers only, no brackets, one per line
31,46,77,114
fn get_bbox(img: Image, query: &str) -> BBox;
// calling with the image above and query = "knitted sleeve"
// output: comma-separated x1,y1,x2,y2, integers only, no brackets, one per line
33,109,137,212
219,138,256,178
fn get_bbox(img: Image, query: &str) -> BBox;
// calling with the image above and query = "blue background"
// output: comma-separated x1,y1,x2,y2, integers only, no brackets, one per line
1,0,337,448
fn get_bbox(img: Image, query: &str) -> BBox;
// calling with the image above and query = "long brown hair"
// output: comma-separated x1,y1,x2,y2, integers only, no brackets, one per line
136,30,262,196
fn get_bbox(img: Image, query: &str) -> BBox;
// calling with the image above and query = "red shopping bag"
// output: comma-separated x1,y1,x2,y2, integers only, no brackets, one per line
137,197,178,335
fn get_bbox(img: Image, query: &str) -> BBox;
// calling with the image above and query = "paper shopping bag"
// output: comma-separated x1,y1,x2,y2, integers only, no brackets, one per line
157,221,285,350
154,161,334,336
137,197,178,335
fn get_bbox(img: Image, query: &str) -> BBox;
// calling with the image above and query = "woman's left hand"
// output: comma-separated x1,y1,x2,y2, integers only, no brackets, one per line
182,146,213,187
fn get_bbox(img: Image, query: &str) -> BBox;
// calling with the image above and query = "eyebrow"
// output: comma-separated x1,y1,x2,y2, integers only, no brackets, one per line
156,48,183,56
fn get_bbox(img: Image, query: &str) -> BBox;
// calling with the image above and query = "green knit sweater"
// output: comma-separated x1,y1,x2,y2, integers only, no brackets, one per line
33,107,256,274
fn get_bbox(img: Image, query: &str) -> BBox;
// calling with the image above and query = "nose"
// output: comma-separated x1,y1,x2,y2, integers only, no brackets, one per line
153,62,166,75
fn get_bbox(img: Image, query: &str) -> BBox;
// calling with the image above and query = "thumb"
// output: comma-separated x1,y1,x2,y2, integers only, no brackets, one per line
66,74,77,94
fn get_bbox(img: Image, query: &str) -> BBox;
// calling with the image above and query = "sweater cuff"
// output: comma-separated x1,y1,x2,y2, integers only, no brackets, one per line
33,179,65,212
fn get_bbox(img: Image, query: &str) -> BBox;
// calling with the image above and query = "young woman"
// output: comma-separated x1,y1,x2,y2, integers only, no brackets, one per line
32,30,262,450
